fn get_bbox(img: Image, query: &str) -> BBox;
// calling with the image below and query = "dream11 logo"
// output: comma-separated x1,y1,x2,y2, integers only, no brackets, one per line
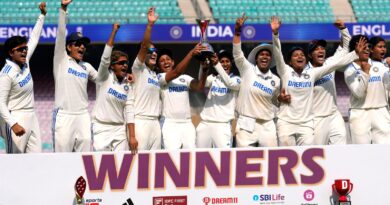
202,197,238,205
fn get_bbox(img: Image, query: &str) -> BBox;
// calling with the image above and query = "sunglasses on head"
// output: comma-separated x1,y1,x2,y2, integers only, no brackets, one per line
13,46,28,52
112,60,129,66
147,47,157,54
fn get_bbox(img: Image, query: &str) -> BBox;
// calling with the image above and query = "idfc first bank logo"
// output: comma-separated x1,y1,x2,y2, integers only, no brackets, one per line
153,196,187,205
202,196,238,205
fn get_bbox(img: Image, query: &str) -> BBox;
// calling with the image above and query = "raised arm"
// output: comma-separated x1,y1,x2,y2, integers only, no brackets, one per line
26,2,46,61
232,13,253,75
190,63,209,91
329,20,351,60
53,0,71,75
162,43,205,84
211,54,240,91
271,16,288,77
313,37,365,80
96,23,120,83
137,7,158,64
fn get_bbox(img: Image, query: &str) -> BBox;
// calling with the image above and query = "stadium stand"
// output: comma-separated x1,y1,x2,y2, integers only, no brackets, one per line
0,0,185,24
209,0,335,24
350,0,390,22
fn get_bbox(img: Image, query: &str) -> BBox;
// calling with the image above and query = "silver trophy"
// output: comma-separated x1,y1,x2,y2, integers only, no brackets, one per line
196,18,214,63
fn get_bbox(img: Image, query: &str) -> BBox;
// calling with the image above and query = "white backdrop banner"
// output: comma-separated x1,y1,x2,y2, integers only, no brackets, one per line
0,145,389,205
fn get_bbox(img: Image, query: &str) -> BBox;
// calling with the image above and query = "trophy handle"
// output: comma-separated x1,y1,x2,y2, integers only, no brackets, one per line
332,184,336,192
346,183,353,195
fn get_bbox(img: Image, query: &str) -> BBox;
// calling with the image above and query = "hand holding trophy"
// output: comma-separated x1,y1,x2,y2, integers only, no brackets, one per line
195,18,214,65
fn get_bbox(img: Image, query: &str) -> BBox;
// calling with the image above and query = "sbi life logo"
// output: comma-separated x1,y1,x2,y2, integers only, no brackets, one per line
253,194,285,202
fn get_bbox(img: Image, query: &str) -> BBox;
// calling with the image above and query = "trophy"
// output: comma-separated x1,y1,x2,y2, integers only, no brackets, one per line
332,179,353,205
195,18,214,64
75,176,87,205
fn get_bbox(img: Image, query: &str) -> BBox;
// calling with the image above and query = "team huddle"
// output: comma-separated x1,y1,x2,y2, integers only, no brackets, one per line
1,0,390,154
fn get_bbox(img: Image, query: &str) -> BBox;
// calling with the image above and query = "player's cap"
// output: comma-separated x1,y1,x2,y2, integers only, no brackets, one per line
218,49,233,61
248,43,275,68
308,39,327,54
66,32,91,45
157,48,173,63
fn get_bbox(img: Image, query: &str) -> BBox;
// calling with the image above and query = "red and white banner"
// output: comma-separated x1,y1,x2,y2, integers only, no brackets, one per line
0,145,389,205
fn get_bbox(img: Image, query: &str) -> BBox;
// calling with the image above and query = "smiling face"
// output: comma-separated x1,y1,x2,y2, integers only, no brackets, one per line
158,54,174,73
360,42,371,61
220,57,232,74
145,45,157,69
67,41,87,61
309,46,326,67
370,40,387,61
289,49,307,73
256,49,272,73
111,55,129,81
9,43,28,66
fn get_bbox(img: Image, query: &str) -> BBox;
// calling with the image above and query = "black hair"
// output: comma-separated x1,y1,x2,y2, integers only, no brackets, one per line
4,36,27,58
369,36,385,48
349,35,369,52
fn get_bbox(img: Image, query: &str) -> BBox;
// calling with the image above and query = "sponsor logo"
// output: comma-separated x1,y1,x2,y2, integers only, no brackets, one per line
153,196,187,205
202,197,238,205
85,198,102,205
303,189,315,201
123,198,135,205
252,194,285,204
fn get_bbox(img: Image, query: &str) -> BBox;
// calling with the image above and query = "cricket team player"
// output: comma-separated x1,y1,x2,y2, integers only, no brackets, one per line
0,2,46,153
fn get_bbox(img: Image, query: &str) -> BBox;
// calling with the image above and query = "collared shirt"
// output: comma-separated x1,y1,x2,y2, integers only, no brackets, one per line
233,42,280,121
53,9,97,112
92,45,134,124
273,33,358,123
344,59,390,109
0,14,45,127
200,62,240,122
158,73,193,120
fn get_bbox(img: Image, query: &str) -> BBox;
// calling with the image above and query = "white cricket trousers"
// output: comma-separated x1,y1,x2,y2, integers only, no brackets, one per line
277,119,314,146
52,109,91,152
162,118,196,150
349,107,390,144
196,120,232,148
0,109,41,153
135,116,161,150
313,111,347,145
235,119,278,147
92,121,129,151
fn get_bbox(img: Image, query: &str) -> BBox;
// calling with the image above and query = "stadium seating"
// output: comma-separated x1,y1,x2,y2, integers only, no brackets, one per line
350,0,390,22
0,0,184,24
209,0,335,24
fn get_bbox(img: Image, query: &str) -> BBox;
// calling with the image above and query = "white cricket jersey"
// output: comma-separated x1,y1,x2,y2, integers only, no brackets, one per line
131,57,160,118
200,62,240,122
273,33,358,124
306,28,352,117
158,73,193,120
0,14,45,127
233,42,280,121
53,9,97,112
92,45,135,124
344,59,390,109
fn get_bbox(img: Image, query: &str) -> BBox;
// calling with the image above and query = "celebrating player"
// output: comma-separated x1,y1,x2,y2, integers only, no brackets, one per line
196,50,240,148
91,23,136,152
157,45,207,150
305,19,351,145
233,14,281,147
52,0,98,152
344,35,390,144
271,16,364,146
129,7,161,152
0,2,46,153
